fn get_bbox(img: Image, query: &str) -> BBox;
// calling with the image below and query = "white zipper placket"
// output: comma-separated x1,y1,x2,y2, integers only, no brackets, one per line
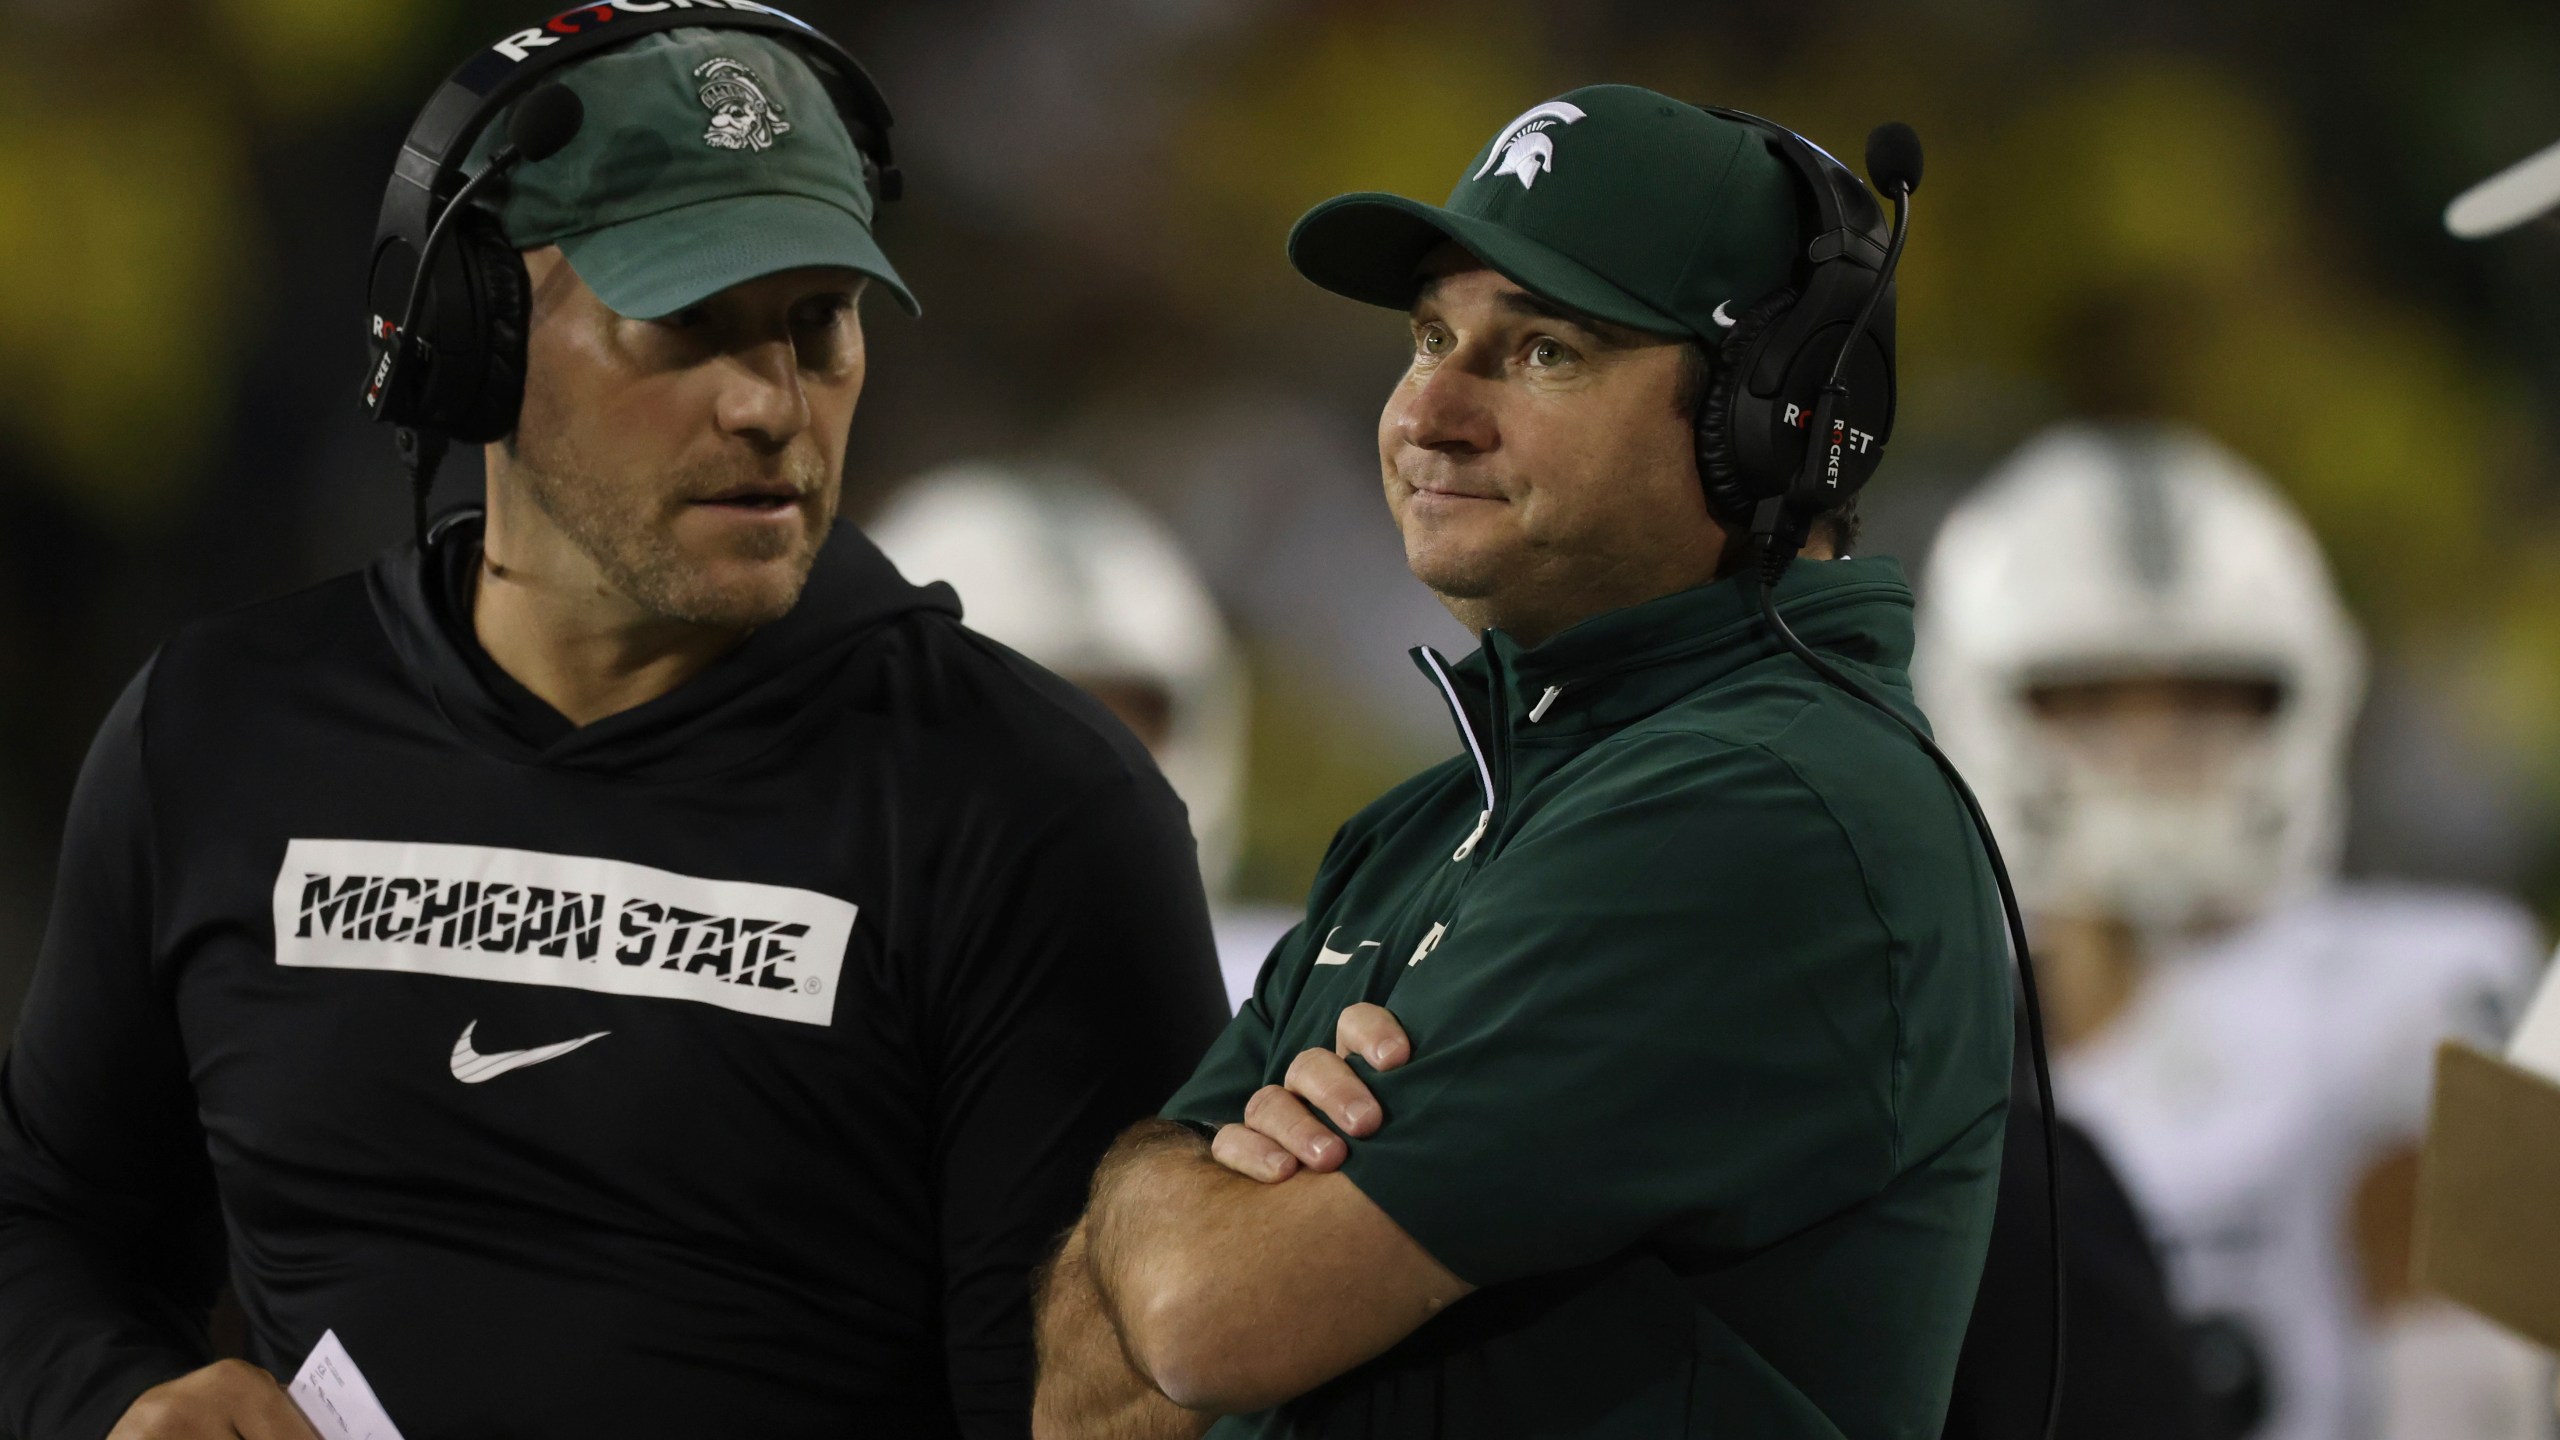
1417,648,1497,862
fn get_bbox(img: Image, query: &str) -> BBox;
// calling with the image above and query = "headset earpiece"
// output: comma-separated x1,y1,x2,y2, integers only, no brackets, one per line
385,209,530,444
461,214,531,443
1695,289,1798,527
1687,110,1899,557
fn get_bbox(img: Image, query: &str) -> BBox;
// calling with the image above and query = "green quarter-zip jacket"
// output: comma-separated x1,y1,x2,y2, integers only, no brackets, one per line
1165,557,2013,1439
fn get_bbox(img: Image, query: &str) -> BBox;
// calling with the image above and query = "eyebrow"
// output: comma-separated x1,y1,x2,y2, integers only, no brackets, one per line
1412,277,1645,350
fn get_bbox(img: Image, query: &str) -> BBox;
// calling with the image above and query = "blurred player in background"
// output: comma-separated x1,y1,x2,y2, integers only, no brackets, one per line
870,467,1294,1008
1919,422,2550,1440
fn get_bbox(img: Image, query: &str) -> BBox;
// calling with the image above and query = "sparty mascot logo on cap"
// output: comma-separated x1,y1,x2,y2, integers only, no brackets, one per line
1472,100,1588,191
695,56,793,152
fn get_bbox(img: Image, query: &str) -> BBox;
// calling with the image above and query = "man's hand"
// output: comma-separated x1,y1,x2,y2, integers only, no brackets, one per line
107,1360,320,1440
1212,1003,1412,1183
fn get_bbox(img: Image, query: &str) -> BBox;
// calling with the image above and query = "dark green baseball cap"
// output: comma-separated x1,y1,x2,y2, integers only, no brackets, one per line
1289,84,1798,342
476,27,917,319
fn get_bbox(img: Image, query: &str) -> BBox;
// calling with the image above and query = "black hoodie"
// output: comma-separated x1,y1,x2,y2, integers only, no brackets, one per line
0,515,1231,1439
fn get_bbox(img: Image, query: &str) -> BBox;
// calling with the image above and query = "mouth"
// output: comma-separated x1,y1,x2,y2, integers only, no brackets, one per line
690,483,805,515
1409,480,1504,503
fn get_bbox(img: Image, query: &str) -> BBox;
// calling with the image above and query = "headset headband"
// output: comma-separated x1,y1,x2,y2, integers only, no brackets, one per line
1694,107,1895,409
373,2,898,296
1701,107,1887,274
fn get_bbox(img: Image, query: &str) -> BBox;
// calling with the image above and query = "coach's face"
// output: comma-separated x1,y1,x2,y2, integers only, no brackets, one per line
505,246,867,629
1381,245,1723,645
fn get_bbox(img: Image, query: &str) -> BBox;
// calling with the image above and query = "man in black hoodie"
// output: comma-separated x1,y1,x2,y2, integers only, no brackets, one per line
0,22,1229,1440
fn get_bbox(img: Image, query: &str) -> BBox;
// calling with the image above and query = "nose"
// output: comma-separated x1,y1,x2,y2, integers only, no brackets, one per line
713,337,810,452
1391,357,1496,455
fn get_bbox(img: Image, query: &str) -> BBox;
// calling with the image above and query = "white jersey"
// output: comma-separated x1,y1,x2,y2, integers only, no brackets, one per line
2057,884,2545,1440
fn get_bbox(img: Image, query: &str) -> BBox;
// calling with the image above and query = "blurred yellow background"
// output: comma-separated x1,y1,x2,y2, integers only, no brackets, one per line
2,0,2559,1027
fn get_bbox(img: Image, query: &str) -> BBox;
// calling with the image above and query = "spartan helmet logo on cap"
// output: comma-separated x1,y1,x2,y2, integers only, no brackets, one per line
1472,100,1588,191
694,57,793,152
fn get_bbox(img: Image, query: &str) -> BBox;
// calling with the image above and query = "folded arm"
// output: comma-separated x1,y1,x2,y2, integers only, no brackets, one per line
1065,1119,1472,1415
1031,1222,1211,1440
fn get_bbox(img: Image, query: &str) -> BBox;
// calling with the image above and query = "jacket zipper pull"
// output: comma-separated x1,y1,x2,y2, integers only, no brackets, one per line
1452,808,1491,861
1527,685,1562,723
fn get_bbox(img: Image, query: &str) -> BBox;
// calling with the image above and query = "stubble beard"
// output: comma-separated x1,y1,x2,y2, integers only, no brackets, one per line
510,428,837,631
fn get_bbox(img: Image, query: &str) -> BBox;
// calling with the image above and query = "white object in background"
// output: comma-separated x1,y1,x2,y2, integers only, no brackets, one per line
2503,954,2560,1087
288,1330,405,1440
2447,135,2560,239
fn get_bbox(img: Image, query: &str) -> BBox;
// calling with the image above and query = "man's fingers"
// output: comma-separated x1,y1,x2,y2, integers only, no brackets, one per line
233,1363,322,1440
107,1360,320,1440
1211,1122,1300,1183
1333,1002,1412,1071
1242,1082,1349,1170
1284,1046,1383,1137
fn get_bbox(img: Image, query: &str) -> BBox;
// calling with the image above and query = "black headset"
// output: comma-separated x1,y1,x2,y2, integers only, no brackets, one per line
1690,113,2071,1440
1691,109,1901,577
360,2,901,538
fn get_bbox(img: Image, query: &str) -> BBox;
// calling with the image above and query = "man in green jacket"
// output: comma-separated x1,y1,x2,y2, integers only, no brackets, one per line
1032,85,2012,1439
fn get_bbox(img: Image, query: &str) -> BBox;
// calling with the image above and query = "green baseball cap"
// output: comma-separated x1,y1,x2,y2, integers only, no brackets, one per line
476,27,917,320
1289,84,1798,342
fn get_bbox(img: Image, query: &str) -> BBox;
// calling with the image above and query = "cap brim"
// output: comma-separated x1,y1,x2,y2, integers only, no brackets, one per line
2447,136,2560,239
556,191,920,319
1288,192,1688,337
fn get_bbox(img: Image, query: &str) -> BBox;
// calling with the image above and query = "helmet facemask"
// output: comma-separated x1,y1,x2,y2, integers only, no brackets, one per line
2010,671,2292,938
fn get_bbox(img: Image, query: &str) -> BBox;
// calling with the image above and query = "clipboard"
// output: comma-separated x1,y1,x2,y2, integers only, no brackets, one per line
2415,1040,2560,1350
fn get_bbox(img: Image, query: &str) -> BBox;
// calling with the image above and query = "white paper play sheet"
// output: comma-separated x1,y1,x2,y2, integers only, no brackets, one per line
288,1330,405,1440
